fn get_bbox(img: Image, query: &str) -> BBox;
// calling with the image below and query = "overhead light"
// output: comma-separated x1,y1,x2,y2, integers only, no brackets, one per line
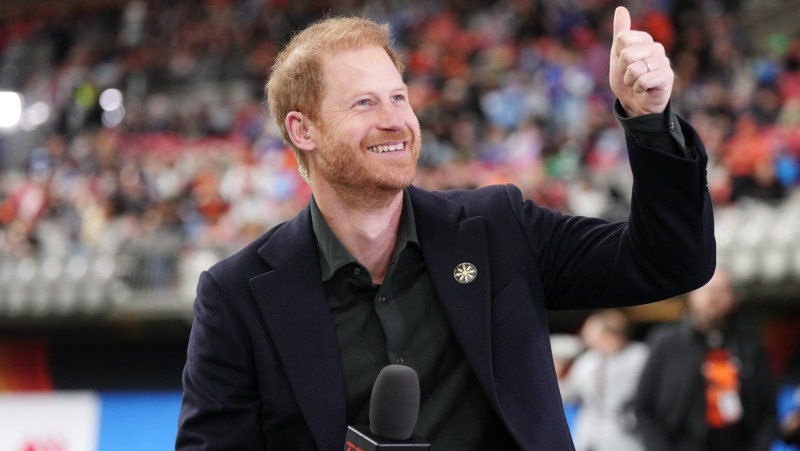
0,91,23,128
102,105,126,127
20,101,51,131
99,88,123,111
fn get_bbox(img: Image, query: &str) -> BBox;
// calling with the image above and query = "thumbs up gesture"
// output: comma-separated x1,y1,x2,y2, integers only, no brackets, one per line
609,6,673,117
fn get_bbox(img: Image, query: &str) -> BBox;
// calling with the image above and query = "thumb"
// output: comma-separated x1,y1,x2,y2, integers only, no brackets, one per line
613,6,631,37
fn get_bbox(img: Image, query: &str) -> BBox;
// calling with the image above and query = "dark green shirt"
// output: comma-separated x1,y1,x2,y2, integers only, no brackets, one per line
310,192,516,450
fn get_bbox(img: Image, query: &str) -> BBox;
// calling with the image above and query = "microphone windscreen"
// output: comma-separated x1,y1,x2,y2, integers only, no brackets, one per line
369,364,420,440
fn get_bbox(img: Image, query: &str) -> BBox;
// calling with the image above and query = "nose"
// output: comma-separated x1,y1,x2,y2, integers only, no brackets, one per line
377,100,403,131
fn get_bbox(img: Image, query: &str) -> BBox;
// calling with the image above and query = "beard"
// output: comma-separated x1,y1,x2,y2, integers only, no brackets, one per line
314,127,420,208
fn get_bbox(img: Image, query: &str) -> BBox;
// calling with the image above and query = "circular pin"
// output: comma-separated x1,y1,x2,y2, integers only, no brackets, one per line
454,262,477,284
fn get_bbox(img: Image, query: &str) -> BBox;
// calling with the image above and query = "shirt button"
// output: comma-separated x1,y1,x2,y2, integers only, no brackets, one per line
396,357,405,365
353,267,361,276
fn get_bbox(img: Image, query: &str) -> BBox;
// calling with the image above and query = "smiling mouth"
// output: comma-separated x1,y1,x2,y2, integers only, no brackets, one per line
367,142,405,153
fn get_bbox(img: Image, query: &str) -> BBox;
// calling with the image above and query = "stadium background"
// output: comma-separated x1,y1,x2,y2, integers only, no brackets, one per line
0,0,799,448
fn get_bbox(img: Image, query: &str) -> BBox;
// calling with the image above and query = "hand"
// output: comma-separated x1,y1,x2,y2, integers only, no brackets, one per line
609,6,674,117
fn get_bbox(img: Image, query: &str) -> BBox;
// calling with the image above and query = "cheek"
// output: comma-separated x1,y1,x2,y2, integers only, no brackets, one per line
327,127,366,150
407,113,421,137
347,124,374,147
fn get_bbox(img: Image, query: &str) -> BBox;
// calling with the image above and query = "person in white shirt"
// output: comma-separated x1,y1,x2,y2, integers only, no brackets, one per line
561,309,648,451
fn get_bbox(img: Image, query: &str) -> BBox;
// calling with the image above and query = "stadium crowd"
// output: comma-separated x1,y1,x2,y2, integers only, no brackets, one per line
0,0,798,260
2,2,800,449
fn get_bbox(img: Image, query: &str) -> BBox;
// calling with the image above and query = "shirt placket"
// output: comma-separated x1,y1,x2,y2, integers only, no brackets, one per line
374,282,409,366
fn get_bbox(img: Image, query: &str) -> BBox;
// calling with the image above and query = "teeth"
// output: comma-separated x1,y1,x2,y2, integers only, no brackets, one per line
368,143,404,153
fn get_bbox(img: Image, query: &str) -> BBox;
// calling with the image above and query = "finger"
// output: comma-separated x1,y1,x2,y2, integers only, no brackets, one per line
624,55,670,87
614,31,655,57
618,41,664,69
630,69,673,94
613,6,631,37
611,7,632,56
623,60,655,86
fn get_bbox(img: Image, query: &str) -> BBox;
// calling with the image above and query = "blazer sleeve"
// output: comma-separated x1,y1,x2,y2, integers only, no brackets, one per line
176,270,266,450
508,116,716,310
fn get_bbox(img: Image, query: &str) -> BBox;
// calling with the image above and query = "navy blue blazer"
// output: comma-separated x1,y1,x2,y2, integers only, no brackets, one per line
177,117,716,451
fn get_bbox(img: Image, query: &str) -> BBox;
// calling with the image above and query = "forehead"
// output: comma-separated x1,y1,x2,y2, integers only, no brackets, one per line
320,45,404,99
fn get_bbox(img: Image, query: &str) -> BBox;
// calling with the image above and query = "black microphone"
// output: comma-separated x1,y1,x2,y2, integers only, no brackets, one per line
344,365,431,451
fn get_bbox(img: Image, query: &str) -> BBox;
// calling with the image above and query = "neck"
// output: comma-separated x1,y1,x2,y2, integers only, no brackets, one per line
597,337,626,355
312,182,405,284
692,316,728,334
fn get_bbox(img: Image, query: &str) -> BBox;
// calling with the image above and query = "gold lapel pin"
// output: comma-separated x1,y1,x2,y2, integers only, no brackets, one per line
454,262,477,284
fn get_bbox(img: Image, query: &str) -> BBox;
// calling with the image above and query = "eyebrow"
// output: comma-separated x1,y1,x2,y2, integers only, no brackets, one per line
349,85,409,98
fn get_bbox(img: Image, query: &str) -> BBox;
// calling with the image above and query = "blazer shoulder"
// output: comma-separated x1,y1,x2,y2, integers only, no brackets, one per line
206,222,282,284
420,183,525,217
206,203,315,283
432,183,516,202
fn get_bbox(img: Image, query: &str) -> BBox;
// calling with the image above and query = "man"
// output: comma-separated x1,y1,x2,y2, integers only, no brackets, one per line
634,268,777,451
177,7,715,450
561,309,648,451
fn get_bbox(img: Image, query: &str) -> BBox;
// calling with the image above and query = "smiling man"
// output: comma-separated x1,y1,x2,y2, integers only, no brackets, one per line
177,8,716,451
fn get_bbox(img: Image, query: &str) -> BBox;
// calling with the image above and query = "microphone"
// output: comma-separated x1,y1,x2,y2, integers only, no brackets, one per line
344,365,431,451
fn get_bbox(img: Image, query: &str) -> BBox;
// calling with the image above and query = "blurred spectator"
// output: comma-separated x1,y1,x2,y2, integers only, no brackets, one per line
551,332,584,398
634,267,778,451
551,332,584,437
561,309,648,451
723,114,786,203
776,351,800,450
771,325,800,451
0,0,799,283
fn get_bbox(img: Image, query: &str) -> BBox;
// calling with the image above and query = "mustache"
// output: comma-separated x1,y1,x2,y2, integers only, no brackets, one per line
364,130,414,147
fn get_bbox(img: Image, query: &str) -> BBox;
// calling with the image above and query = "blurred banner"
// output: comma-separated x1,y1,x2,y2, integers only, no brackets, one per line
0,392,99,451
0,391,181,451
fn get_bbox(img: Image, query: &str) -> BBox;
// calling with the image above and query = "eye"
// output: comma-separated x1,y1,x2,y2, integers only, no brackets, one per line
354,99,371,107
391,94,406,102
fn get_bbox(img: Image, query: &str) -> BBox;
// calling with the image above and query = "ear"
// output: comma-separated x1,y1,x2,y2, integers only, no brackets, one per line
286,111,316,151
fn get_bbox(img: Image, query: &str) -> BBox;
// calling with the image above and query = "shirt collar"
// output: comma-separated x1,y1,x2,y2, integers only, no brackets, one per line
310,190,418,282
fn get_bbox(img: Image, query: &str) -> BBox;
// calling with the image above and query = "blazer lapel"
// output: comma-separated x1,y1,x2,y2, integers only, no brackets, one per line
408,186,500,409
250,209,346,451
